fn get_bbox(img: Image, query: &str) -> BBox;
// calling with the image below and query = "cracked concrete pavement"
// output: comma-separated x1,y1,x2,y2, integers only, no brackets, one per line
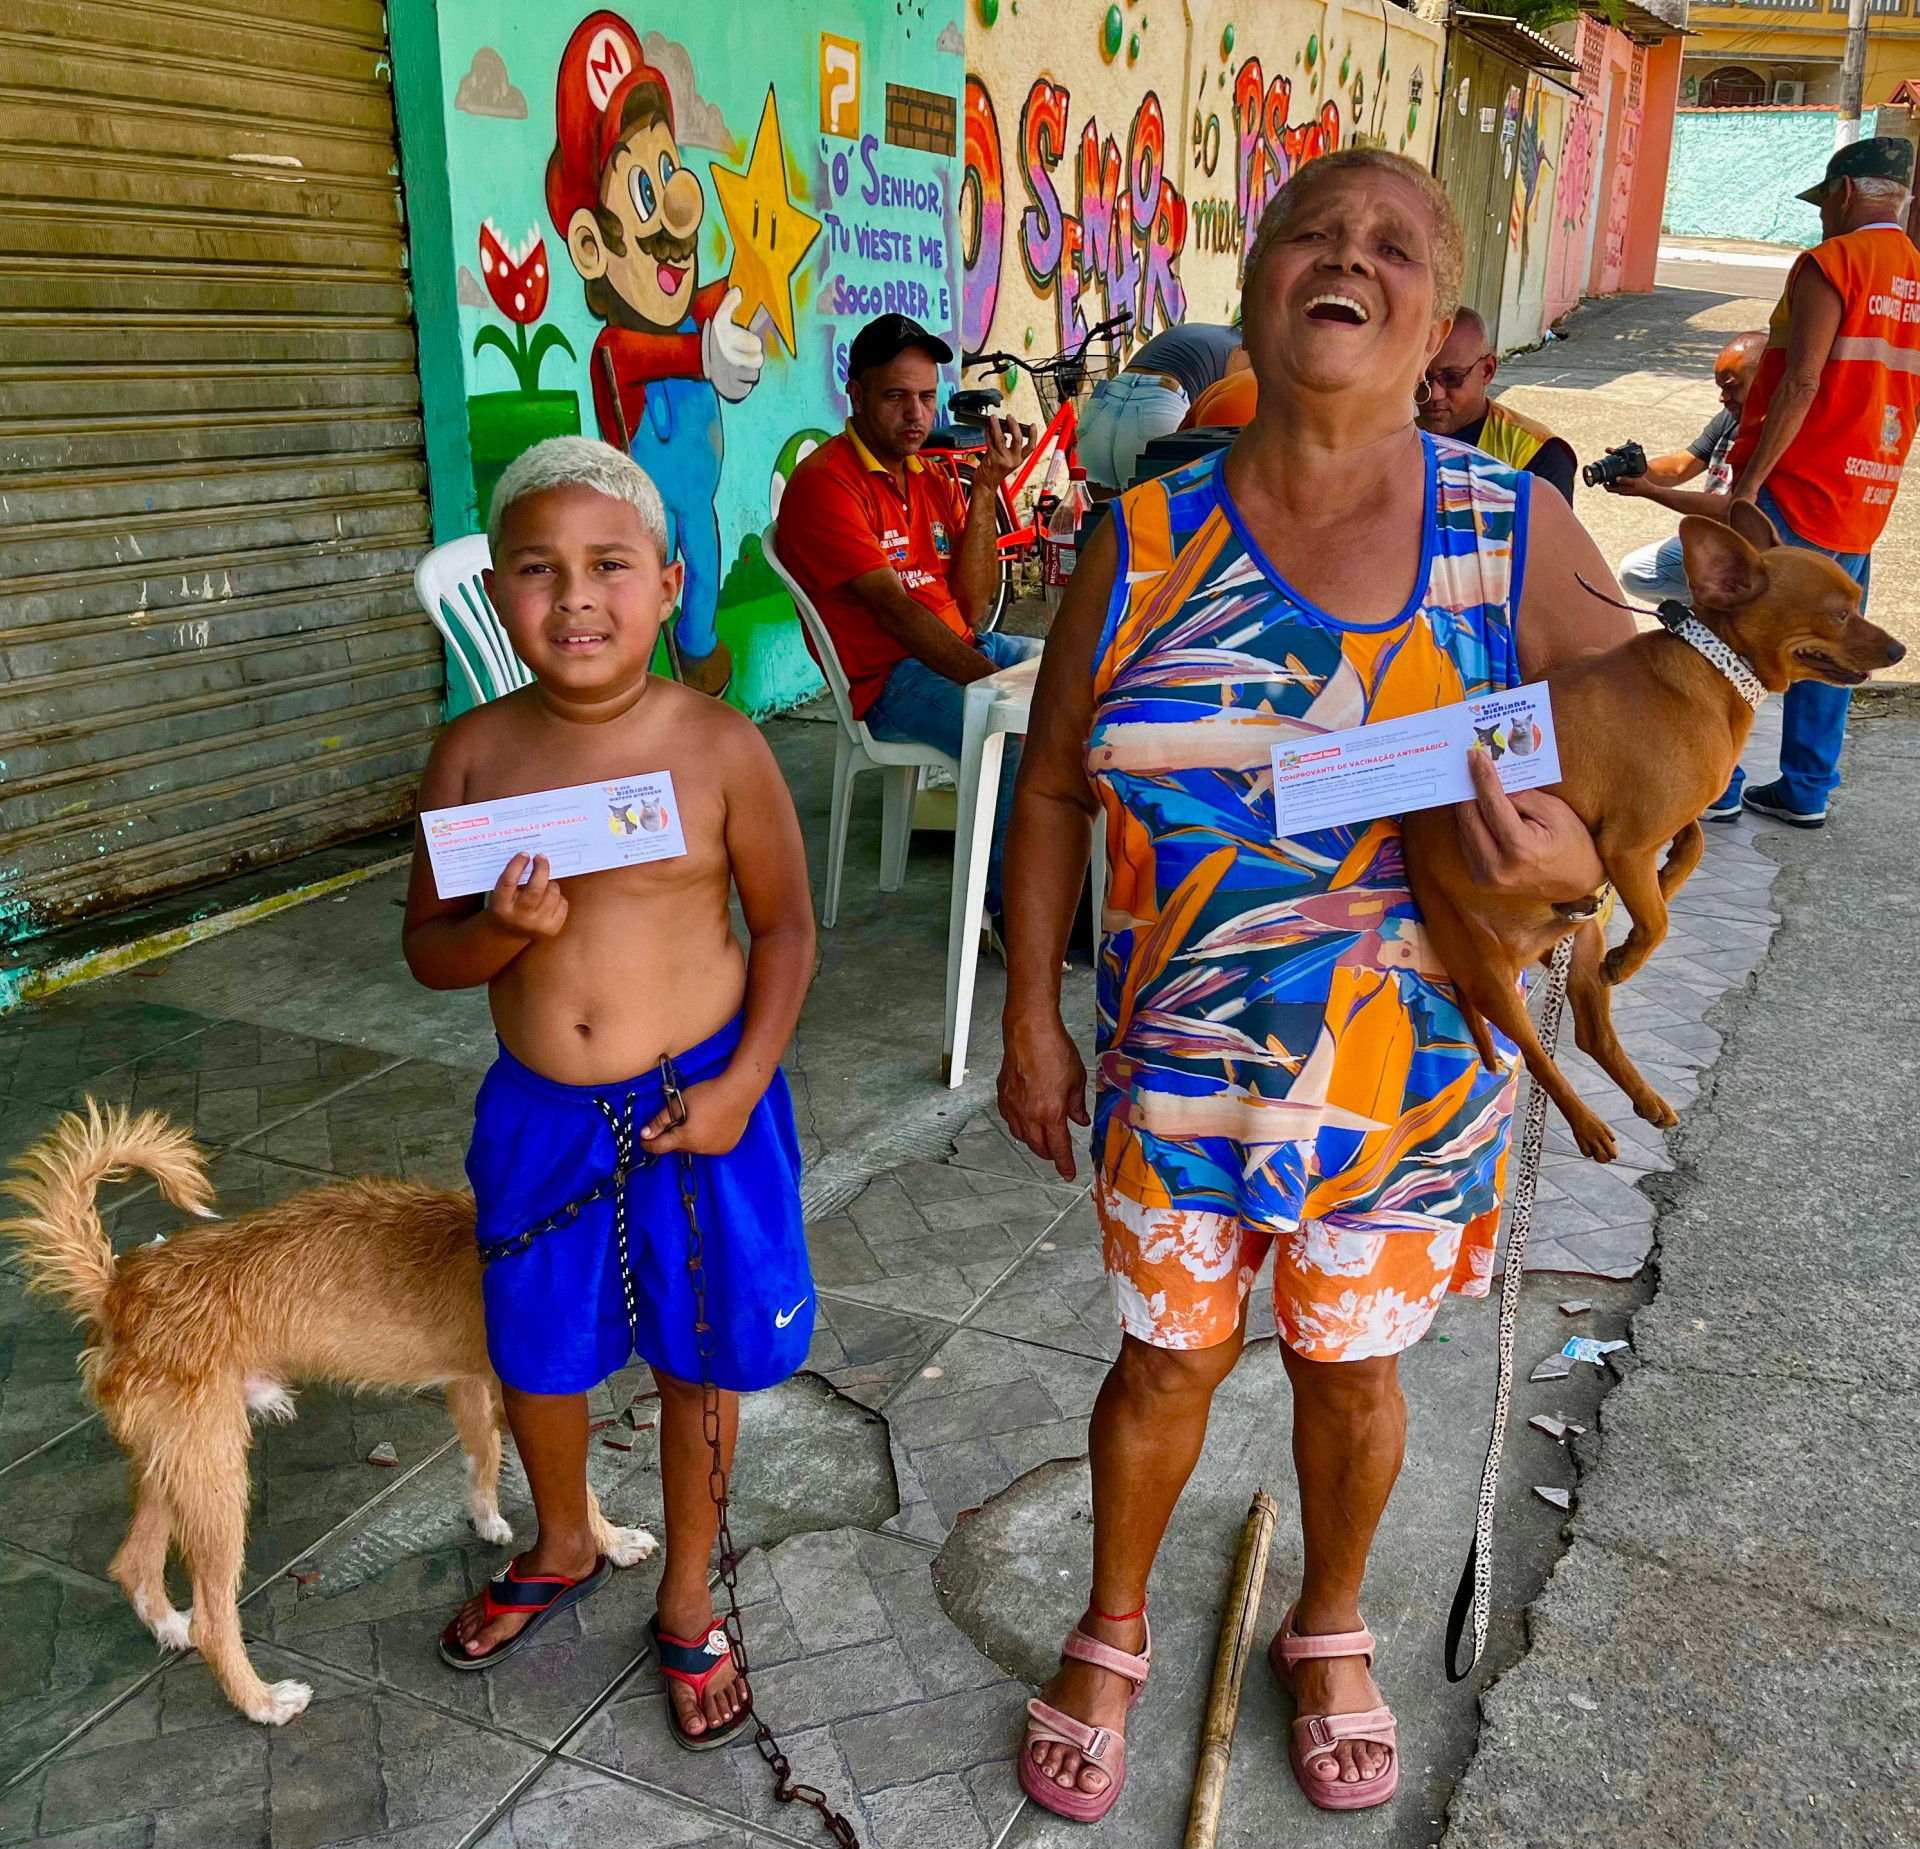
0,682,1825,1846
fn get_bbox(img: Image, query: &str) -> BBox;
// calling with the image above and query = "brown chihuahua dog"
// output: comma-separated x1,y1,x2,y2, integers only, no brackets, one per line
1402,503,1904,1162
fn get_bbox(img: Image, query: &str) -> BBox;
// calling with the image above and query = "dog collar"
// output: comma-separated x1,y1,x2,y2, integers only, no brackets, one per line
1654,600,1768,709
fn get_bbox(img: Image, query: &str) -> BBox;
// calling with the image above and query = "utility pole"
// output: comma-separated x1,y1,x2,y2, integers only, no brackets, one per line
1837,0,1869,149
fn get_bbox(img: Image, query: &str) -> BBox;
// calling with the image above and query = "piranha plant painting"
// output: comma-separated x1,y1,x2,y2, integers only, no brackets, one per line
467,220,582,520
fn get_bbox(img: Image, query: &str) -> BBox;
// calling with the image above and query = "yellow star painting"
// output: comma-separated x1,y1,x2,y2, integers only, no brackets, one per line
712,88,821,357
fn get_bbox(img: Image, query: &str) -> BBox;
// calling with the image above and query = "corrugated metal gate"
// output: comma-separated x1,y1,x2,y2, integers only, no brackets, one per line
0,0,442,938
1435,36,1524,329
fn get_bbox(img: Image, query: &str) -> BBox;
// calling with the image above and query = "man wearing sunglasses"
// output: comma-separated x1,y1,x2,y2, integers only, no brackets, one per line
1418,307,1577,504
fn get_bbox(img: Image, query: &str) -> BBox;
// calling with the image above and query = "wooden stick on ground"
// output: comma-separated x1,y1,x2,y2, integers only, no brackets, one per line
1185,1488,1279,1849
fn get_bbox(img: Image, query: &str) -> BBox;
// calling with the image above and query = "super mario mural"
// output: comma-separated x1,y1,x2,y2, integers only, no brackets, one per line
549,13,789,698
442,5,960,718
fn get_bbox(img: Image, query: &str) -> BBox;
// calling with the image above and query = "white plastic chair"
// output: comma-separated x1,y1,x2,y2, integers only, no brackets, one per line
764,522,958,928
412,534,532,708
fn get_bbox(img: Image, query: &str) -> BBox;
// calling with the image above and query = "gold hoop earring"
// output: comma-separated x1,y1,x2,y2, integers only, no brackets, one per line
1413,378,1433,407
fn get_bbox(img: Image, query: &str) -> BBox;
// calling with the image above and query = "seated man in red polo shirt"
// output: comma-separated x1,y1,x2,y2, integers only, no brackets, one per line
778,314,1039,923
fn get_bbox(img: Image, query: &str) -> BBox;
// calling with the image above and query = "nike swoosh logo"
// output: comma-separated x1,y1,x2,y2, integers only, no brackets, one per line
774,1299,808,1329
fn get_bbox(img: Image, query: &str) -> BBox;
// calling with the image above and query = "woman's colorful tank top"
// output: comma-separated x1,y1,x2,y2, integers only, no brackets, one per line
1088,434,1532,1262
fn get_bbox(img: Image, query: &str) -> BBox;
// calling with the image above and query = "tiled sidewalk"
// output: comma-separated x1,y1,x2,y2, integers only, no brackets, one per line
0,713,1793,1847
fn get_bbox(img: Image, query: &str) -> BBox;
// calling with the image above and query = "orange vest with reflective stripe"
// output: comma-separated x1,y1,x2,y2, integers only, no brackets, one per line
1729,225,1920,552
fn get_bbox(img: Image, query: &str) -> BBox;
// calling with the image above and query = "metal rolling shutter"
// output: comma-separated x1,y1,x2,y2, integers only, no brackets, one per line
0,0,441,936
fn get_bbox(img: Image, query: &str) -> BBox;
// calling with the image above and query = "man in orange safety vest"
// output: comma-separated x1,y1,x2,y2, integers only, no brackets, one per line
1713,136,1919,829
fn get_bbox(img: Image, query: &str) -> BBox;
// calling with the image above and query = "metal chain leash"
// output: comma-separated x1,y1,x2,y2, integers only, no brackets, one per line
1445,933,1573,1683
569,1065,859,1848
475,1163,632,1264
674,1139,861,1848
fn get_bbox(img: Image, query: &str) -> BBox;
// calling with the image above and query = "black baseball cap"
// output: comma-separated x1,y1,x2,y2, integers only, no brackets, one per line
1798,135,1916,204
847,313,953,381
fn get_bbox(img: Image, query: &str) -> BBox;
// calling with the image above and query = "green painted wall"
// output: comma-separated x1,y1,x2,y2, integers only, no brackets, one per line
413,0,963,719
1664,107,1884,249
391,0,479,545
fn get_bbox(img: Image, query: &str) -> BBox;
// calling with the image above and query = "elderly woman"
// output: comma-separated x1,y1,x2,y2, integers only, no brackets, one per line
997,148,1631,1823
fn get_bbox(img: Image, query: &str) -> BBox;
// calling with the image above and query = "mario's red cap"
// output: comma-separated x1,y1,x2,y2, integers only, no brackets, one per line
545,11,676,233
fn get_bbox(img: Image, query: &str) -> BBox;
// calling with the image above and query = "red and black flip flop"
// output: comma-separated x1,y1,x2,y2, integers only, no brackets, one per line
439,1553,611,1671
650,1615,756,1751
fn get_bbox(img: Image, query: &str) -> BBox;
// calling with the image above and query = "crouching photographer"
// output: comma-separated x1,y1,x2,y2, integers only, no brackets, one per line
1607,331,1766,601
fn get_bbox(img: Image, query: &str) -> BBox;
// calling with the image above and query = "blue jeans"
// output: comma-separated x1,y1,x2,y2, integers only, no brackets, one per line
865,631,1044,912
1618,533,1691,604
1077,371,1190,490
1719,488,1872,815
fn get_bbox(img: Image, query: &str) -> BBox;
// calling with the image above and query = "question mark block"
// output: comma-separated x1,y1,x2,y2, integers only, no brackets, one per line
820,33,861,139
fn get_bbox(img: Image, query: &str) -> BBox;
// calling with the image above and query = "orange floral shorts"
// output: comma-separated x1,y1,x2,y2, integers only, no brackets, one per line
1095,1180,1499,1362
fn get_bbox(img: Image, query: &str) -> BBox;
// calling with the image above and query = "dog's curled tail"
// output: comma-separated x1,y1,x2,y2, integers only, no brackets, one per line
0,1101,213,1321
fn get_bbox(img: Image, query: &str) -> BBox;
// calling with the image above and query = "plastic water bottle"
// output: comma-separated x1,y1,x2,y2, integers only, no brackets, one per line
1043,467,1090,614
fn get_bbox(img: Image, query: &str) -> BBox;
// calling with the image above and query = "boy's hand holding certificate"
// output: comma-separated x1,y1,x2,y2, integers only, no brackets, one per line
422,773,688,899
1271,684,1561,838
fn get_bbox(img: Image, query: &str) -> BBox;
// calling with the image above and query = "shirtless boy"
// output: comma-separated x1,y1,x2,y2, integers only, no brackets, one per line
402,436,816,1747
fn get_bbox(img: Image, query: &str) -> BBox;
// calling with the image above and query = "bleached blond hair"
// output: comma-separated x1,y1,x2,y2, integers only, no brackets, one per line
487,435,669,560
1245,147,1465,324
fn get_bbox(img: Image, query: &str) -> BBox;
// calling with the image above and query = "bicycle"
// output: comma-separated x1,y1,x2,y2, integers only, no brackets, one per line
921,310,1133,632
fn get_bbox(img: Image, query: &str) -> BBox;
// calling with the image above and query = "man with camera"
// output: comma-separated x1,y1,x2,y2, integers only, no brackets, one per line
1418,306,1577,503
1703,138,1920,827
1599,331,1768,603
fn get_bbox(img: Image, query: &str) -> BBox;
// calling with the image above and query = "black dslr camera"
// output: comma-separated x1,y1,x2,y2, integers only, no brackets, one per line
1583,440,1648,488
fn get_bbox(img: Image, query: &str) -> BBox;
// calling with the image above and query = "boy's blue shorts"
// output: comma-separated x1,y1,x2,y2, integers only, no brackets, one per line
468,1015,814,1396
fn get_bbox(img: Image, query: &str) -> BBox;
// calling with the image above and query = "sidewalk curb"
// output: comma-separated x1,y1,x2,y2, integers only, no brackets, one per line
0,854,411,1017
1657,243,1797,268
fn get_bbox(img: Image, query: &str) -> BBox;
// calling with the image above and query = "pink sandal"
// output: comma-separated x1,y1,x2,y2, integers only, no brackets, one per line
1270,1603,1399,1812
1018,1616,1152,1823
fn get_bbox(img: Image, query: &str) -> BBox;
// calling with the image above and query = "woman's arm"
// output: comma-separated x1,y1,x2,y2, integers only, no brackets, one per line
996,515,1116,1181
642,714,816,1154
1516,484,1636,677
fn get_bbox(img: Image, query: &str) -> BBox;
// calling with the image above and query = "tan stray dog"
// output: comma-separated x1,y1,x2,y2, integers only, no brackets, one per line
0,1103,656,1725
1401,505,1904,1162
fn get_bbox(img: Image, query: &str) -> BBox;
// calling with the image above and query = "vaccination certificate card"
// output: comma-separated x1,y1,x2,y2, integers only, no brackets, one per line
1271,684,1561,837
422,773,687,898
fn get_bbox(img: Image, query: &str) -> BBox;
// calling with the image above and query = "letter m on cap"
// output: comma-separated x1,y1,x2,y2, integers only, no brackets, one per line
585,26,633,111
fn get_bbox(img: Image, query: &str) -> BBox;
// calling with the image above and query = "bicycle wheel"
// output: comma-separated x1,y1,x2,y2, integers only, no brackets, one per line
979,491,1016,634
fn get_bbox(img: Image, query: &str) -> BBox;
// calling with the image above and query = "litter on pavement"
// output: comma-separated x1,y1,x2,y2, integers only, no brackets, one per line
365,1441,400,1467
1533,1485,1573,1510
1562,1336,1627,1365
